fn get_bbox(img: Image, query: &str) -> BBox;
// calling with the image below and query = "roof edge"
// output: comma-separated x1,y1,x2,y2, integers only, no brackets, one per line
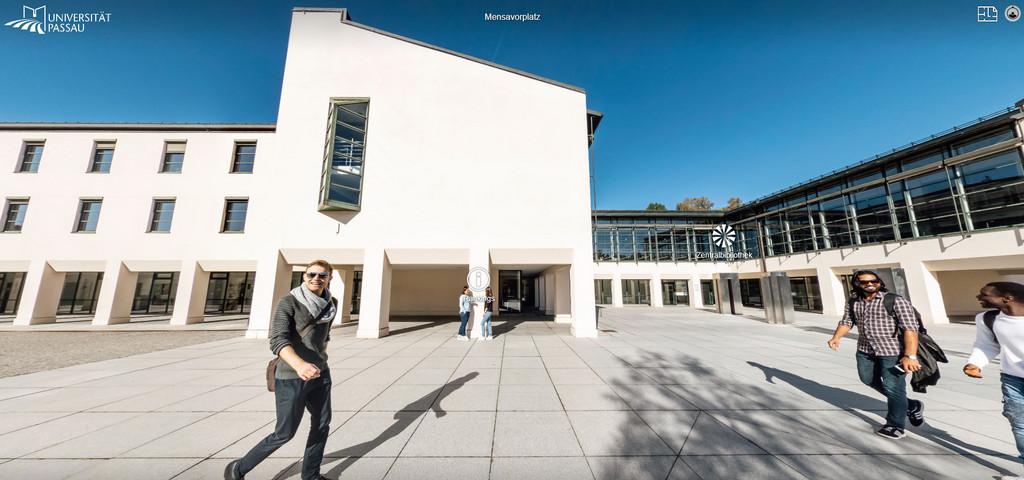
0,123,277,132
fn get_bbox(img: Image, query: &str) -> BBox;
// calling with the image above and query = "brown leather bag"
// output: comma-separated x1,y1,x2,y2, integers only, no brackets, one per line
266,322,318,392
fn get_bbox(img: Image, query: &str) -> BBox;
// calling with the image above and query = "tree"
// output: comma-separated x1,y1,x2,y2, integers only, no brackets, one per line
725,197,743,211
646,202,667,211
676,197,714,211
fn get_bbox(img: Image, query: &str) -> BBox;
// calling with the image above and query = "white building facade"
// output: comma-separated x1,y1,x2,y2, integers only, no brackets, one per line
0,8,600,338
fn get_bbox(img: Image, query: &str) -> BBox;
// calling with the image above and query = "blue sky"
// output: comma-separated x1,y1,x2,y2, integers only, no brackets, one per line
2,0,1023,209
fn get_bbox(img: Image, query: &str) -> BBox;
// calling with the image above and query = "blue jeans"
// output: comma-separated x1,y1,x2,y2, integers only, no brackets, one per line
482,312,493,337
856,352,908,429
1002,373,1024,461
458,311,470,336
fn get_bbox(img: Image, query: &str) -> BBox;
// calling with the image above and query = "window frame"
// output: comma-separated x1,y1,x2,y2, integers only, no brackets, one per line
160,141,187,174
17,141,45,173
2,197,29,233
74,198,103,234
230,141,257,174
319,98,370,211
220,197,249,233
148,197,176,233
88,141,116,174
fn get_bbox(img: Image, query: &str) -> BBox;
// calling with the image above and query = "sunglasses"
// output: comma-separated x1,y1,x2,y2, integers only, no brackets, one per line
857,279,880,285
305,272,330,280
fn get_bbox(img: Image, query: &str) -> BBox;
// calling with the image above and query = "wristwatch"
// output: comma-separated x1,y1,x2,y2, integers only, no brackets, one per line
904,355,918,360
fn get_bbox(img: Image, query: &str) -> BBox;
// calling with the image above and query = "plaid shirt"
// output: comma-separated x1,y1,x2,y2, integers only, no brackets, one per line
838,291,919,357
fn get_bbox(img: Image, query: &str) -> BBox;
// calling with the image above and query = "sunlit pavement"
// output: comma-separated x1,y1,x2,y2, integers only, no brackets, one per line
0,308,1017,479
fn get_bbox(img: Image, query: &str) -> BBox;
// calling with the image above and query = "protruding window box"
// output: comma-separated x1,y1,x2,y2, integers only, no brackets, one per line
319,99,368,211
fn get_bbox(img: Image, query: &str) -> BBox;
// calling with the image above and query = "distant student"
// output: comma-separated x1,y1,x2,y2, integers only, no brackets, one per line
457,286,471,341
964,282,1024,480
481,287,494,340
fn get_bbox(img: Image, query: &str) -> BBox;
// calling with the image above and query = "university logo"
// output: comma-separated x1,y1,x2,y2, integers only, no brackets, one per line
5,5,46,35
711,224,736,249
4,4,111,35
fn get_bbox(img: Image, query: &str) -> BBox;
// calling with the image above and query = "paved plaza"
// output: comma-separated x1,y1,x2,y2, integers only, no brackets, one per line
0,308,1019,479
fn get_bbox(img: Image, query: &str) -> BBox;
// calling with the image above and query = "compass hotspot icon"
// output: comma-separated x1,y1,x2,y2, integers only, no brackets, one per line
1008,5,1021,21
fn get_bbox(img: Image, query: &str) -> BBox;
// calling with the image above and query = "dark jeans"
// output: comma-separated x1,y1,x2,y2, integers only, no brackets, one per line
458,311,470,336
856,352,908,429
239,370,332,480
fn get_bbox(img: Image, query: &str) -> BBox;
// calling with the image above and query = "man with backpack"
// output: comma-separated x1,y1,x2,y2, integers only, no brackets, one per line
964,282,1024,478
827,270,925,439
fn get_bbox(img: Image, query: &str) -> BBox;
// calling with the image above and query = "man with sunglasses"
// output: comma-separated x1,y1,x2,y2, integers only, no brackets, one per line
226,260,338,480
827,270,923,439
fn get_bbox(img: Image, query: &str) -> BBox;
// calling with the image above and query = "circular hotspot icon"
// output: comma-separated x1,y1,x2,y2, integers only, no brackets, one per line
711,224,736,249
1008,5,1021,21
467,267,491,291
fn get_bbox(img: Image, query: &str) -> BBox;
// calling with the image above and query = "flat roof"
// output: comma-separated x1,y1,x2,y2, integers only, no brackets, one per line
593,209,726,218
0,123,276,132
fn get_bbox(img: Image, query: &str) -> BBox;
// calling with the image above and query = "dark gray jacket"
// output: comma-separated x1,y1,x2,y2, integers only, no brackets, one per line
269,295,337,380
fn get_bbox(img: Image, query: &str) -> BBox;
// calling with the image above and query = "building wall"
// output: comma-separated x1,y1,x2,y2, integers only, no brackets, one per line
389,268,466,316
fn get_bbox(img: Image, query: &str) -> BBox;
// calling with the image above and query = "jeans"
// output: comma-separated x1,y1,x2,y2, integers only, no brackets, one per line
1002,373,1024,462
458,311,470,336
856,352,908,429
482,311,493,337
239,370,332,480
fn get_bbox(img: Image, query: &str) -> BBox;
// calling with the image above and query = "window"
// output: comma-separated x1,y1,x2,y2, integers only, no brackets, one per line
149,199,175,233
18,142,44,173
960,150,1024,229
740,279,763,308
161,142,186,173
595,279,612,305
231,142,256,173
2,199,28,232
953,129,1015,156
90,142,115,173
75,199,102,233
901,150,944,172
905,169,961,236
222,199,248,233
320,100,368,210
593,228,614,261
621,279,650,305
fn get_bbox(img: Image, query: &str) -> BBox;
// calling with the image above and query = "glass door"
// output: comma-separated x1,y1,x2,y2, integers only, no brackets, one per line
700,279,716,306
595,279,612,305
661,280,690,306
499,270,522,312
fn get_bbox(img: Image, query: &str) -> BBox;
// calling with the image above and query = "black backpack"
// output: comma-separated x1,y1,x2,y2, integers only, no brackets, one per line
983,309,1001,344
847,293,927,335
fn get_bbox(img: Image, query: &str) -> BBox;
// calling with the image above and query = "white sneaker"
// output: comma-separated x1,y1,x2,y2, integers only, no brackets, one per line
998,476,1024,480
486,336,494,341
456,335,468,341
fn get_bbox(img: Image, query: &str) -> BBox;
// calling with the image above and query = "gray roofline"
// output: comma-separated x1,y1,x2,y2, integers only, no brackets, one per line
0,123,276,132
333,17,586,95
594,209,726,217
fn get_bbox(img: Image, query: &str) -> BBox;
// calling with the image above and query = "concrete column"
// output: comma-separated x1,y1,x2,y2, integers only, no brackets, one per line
93,261,138,326
816,266,846,317
651,273,664,307
170,260,211,327
544,271,555,315
334,267,354,324
611,272,624,307
569,258,597,337
903,261,949,325
357,248,392,338
689,274,704,309
537,276,545,311
245,252,292,338
490,264,500,318
468,249,490,339
14,260,63,326
554,266,571,323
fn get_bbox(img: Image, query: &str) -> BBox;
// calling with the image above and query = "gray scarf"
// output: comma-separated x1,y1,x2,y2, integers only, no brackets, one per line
290,284,337,324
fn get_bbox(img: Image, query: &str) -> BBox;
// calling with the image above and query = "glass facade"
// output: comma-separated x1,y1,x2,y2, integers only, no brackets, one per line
205,272,255,314
594,126,1024,262
594,279,613,305
661,280,689,306
320,100,369,211
700,280,716,306
621,279,650,305
57,272,103,315
739,279,763,308
789,276,822,313
132,272,178,314
0,272,25,315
